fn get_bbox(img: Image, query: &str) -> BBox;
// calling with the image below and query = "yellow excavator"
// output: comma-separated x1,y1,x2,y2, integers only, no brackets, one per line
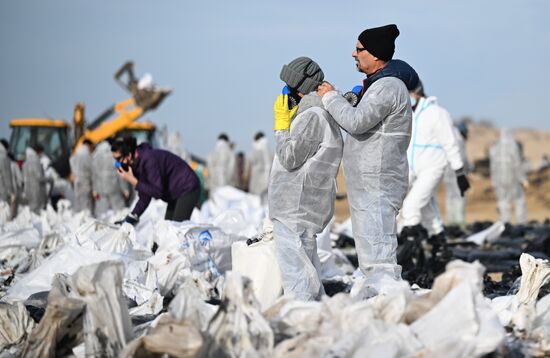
8,62,170,178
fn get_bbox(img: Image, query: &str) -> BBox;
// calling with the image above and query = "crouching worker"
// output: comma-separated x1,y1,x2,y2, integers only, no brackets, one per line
269,57,343,301
111,137,200,224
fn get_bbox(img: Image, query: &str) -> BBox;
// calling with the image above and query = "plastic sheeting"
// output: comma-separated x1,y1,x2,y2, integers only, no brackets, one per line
3,188,550,357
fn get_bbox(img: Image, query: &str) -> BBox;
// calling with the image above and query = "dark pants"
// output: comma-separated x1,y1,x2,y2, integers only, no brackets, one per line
164,188,200,221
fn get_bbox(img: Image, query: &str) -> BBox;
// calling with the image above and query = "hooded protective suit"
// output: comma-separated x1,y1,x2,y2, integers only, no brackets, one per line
247,136,273,198
207,139,238,192
399,96,464,235
70,144,93,213
489,129,527,223
444,126,469,225
0,144,14,203
92,141,127,216
22,147,47,212
269,93,343,301
322,75,413,279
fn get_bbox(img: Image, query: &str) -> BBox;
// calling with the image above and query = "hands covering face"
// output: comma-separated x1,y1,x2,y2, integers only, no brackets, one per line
317,81,334,97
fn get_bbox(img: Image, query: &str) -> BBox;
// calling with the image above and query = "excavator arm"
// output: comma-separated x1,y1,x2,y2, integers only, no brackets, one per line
73,62,171,150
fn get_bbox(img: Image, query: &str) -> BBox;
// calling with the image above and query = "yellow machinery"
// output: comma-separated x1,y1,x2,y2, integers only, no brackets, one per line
8,62,170,178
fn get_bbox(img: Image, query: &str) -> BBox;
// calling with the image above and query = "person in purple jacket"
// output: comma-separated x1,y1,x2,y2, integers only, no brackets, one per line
111,136,200,225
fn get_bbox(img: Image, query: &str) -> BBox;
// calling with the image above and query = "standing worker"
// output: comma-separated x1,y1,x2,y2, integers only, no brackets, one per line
0,139,15,205
246,131,273,202
489,129,528,224
443,121,470,226
2,139,23,218
92,140,129,216
70,140,94,214
111,137,200,224
206,133,238,193
269,56,343,301
22,146,48,213
317,24,418,280
398,82,470,240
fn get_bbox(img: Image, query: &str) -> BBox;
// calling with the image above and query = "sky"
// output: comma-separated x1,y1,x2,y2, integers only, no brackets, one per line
1,1,549,158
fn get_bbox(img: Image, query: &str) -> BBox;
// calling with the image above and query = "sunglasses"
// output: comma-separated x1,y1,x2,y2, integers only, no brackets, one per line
355,47,368,53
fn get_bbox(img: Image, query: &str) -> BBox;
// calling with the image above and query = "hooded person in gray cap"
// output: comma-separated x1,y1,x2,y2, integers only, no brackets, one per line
269,57,343,301
317,24,419,281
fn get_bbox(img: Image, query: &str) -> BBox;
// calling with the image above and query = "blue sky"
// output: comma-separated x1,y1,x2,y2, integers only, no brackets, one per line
1,1,548,158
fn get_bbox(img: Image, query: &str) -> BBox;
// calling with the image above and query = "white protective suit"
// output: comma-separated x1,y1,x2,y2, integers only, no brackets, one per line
0,144,14,203
400,96,464,236
22,147,47,213
269,93,343,301
165,131,191,163
92,141,127,216
322,77,411,279
444,126,469,225
207,139,238,192
70,144,94,213
246,136,273,199
489,129,527,224
10,160,23,198
40,154,75,207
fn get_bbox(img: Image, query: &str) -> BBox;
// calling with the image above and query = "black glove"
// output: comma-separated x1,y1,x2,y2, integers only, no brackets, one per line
455,168,470,197
114,213,139,226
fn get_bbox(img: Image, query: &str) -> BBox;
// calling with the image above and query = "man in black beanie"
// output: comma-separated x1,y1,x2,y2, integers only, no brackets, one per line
317,24,419,282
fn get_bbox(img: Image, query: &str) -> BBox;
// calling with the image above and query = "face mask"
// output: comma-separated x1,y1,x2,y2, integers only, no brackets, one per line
410,95,417,107
114,160,129,172
282,85,300,109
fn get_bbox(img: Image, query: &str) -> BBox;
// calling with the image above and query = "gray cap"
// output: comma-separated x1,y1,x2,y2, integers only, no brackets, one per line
280,57,324,94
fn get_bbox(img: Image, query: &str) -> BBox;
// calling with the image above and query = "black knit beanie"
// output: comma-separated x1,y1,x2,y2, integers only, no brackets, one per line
358,24,400,61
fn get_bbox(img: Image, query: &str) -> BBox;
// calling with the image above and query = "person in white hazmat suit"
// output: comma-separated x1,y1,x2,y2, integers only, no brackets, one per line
399,82,470,239
246,131,273,202
69,140,94,214
92,140,129,216
165,131,191,163
22,146,48,213
318,24,418,280
0,140,15,204
1,139,23,217
269,57,343,301
207,133,238,192
489,129,528,224
443,121,470,226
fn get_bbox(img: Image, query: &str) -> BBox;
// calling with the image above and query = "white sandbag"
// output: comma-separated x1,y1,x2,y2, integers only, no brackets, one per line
510,253,550,334
527,294,550,354
265,299,322,340
67,260,132,357
0,227,41,250
147,249,191,296
196,186,265,236
75,220,135,254
410,280,505,357
232,240,283,311
0,302,35,350
22,274,85,357
121,315,203,357
169,277,218,332
205,271,274,357
128,291,163,318
490,254,550,331
6,245,121,301
404,260,486,323
466,221,505,246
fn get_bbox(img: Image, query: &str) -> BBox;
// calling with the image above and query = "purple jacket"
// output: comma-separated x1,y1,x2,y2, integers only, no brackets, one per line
131,143,199,217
